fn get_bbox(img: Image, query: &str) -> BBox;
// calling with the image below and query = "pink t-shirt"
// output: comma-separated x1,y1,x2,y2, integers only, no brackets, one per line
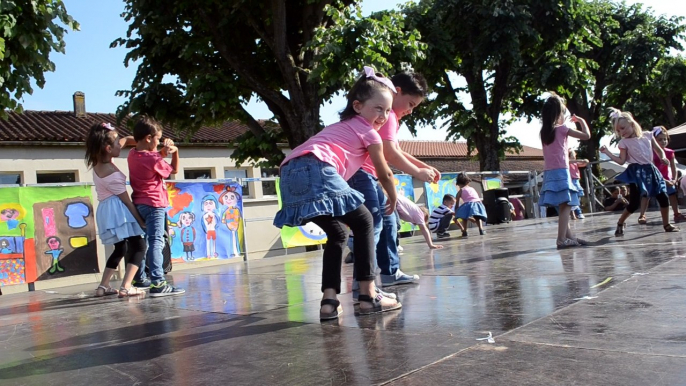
618,132,653,165
361,110,400,177
93,170,127,202
128,149,174,207
459,186,482,203
653,147,675,179
280,115,382,181
395,195,425,225
569,162,580,179
542,124,571,170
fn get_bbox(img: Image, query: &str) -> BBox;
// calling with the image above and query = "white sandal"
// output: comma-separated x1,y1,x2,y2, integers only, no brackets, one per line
118,286,144,298
95,285,118,297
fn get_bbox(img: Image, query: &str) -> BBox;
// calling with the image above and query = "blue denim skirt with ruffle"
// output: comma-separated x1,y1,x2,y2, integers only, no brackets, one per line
616,163,666,197
456,201,487,221
539,168,581,208
571,178,585,197
273,154,365,228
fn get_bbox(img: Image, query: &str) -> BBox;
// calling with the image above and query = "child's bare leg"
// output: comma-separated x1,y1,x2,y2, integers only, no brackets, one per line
557,204,574,242
98,267,116,288
120,263,139,289
638,197,649,220
618,208,631,225
476,219,483,231
669,194,681,216
455,218,466,232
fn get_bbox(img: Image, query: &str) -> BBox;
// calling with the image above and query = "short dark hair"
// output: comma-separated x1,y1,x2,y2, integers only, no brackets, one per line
456,172,471,187
339,71,394,121
132,115,162,141
391,71,428,97
442,194,455,203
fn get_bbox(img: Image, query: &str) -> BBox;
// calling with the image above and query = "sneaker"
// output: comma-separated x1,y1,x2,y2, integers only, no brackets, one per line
380,269,420,287
397,245,404,252
556,238,581,250
437,232,450,239
148,281,186,297
479,229,485,236
352,287,397,304
344,252,354,264
132,278,151,289
462,231,468,237
577,214,585,219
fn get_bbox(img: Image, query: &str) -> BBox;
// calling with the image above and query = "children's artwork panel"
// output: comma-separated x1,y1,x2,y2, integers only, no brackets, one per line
394,174,416,232
0,186,97,285
424,173,458,214
275,178,327,248
166,181,245,262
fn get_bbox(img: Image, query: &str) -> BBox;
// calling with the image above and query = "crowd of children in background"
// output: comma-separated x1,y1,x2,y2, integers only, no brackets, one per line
85,71,685,320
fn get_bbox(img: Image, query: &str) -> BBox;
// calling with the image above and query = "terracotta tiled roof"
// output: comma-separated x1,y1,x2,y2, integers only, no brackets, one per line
0,111,250,143
399,140,543,158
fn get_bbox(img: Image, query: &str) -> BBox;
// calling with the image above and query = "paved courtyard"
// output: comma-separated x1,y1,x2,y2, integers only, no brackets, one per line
1,211,686,385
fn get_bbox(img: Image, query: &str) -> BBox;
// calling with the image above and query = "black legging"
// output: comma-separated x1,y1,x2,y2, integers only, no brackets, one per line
105,236,146,269
310,206,375,294
626,184,669,213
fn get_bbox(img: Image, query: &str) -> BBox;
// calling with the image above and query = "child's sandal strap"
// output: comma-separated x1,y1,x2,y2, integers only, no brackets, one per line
664,224,680,232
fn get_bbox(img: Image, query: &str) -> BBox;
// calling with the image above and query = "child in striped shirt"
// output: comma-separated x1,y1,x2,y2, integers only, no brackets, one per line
427,194,456,238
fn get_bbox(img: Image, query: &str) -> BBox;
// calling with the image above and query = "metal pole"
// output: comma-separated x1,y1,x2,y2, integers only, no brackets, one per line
527,171,536,219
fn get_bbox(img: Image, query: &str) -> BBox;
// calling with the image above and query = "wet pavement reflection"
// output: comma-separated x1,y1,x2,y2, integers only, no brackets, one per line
1,212,686,385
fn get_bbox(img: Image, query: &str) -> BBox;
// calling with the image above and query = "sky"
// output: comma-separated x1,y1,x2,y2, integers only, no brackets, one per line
17,0,686,150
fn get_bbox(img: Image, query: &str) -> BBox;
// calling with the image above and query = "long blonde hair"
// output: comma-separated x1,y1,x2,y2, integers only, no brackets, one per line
608,107,642,139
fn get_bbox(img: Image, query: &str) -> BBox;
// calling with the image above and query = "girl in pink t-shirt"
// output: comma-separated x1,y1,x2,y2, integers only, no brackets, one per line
568,148,589,220
600,109,679,236
85,123,147,298
455,173,488,236
538,93,591,249
274,67,401,320
395,195,443,249
636,126,685,224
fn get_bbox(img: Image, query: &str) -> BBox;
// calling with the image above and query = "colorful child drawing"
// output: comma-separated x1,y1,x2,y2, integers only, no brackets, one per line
0,205,23,230
201,195,220,258
45,236,65,274
0,238,12,254
218,186,242,257
178,211,196,260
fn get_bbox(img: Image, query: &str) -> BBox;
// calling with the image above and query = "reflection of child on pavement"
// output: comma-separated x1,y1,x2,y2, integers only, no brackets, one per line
427,194,456,239
219,187,242,257
178,211,196,260
201,195,219,258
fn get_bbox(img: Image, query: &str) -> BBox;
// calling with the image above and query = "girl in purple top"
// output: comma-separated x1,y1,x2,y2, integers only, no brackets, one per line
538,93,591,249
637,126,686,224
274,67,401,320
600,108,679,236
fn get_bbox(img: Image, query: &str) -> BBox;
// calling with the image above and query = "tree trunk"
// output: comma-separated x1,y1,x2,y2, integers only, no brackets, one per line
475,133,500,172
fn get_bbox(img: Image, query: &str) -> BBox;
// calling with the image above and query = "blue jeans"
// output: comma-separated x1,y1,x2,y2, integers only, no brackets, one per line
347,169,399,276
135,204,167,284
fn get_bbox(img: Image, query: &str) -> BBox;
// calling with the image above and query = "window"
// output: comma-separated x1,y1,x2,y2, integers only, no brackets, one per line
261,167,279,196
224,169,249,196
36,172,76,184
184,169,212,180
0,173,21,185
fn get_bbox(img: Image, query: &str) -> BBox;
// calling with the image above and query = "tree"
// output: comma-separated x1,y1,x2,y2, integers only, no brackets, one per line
625,56,686,129
114,0,424,166
538,1,684,169
399,0,582,171
0,0,79,120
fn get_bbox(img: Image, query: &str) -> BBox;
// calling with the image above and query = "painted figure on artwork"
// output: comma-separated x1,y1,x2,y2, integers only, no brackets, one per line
201,195,220,258
178,211,196,260
45,236,65,274
219,186,242,257
0,239,11,254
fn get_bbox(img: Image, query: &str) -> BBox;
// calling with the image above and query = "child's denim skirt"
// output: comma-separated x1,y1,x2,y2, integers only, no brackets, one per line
617,163,666,198
273,154,365,228
539,168,581,207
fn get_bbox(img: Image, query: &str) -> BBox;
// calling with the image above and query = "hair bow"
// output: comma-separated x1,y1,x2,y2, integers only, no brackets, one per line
363,66,397,93
608,111,620,120
101,122,115,131
652,126,663,137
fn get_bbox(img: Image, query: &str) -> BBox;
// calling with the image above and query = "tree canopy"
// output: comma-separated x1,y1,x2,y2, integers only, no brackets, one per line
0,0,79,120
399,0,583,171
114,0,424,167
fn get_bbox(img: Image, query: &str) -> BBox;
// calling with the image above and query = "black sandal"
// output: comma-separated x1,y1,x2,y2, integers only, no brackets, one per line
615,223,624,237
664,224,680,233
319,299,342,320
355,294,402,316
